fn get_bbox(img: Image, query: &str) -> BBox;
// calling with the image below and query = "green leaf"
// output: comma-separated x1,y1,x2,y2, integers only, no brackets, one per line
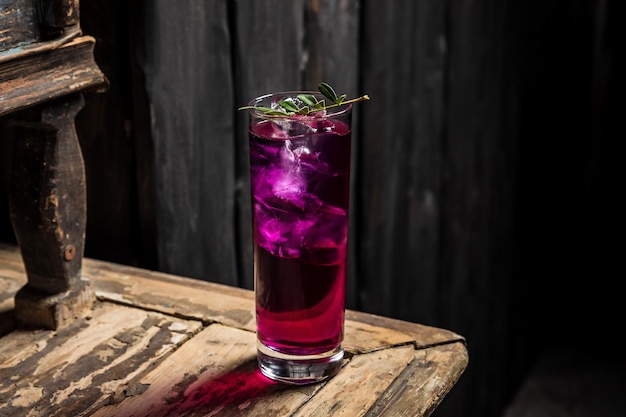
279,98,299,112
297,94,318,106
238,105,274,112
318,82,338,102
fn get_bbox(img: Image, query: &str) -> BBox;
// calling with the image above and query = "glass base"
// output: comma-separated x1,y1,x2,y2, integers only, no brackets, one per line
257,341,344,385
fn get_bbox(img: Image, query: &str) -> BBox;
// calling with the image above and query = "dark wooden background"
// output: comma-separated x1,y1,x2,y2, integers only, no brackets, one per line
0,1,620,416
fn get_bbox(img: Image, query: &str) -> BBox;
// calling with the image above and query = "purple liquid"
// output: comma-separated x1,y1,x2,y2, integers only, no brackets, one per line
249,118,351,355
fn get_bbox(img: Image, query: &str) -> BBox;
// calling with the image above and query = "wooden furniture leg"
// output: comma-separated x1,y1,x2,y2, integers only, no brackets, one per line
8,93,95,330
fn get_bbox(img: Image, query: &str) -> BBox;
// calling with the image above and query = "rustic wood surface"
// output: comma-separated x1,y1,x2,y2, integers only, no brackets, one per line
0,35,107,116
0,244,468,417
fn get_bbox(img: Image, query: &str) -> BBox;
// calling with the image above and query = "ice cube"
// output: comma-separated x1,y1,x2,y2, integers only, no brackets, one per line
302,205,348,264
269,119,312,137
272,174,304,200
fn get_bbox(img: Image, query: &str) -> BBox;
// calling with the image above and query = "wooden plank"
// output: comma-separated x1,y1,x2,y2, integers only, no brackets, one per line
358,0,445,324
365,343,469,417
91,326,419,417
437,2,521,416
92,324,318,417
344,310,465,352
90,323,300,417
115,324,323,417
0,301,202,417
293,346,415,417
0,36,107,116
344,320,417,354
234,0,306,100
302,0,359,94
85,257,257,331
136,0,238,286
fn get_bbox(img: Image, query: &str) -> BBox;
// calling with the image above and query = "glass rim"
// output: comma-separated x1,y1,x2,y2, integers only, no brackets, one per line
246,90,353,119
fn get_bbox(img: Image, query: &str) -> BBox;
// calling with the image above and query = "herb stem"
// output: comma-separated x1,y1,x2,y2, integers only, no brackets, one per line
239,83,369,116
324,95,370,110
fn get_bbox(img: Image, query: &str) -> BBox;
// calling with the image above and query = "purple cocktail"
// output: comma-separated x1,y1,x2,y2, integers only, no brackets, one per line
245,90,352,384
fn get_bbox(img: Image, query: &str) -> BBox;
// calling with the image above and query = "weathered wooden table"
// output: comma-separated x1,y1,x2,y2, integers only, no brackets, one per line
0,244,468,417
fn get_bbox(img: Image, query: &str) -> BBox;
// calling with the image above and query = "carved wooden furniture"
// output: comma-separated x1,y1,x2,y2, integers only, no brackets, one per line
1,0,107,329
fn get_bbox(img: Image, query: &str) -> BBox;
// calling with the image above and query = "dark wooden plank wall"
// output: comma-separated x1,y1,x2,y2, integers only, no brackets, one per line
0,1,619,416
440,2,521,415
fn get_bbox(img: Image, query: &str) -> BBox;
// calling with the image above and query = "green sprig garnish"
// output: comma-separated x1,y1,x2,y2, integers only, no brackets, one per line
239,82,369,116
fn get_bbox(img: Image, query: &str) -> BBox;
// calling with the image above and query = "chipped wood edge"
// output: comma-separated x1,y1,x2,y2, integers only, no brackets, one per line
365,342,469,417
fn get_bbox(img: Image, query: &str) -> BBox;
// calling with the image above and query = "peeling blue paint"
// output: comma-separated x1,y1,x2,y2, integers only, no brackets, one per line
0,41,38,57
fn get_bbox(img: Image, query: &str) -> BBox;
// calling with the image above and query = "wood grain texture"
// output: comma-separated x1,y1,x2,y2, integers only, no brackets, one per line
0,245,468,416
0,36,107,116
436,2,520,416
365,343,469,417
136,0,238,286
359,0,445,325
85,256,257,331
293,346,415,417
89,324,259,417
0,301,202,417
